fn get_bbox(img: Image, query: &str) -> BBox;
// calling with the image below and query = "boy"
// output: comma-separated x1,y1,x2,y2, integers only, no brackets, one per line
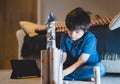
60,7,106,81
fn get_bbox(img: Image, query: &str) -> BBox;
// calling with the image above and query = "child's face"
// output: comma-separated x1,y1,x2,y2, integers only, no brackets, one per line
67,29,84,41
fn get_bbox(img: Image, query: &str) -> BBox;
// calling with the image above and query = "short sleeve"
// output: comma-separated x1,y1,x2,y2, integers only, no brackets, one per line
60,34,67,52
82,34,97,54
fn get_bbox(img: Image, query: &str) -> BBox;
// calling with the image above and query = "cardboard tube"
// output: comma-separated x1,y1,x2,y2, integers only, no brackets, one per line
94,66,101,84
41,50,50,84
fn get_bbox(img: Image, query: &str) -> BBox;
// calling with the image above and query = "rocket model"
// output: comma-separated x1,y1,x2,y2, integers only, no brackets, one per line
41,11,63,84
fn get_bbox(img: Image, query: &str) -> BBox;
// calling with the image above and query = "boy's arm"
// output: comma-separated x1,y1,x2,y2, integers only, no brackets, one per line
63,53,90,76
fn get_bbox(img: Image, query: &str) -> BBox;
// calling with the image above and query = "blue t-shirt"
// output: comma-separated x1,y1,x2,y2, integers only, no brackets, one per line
60,31,101,68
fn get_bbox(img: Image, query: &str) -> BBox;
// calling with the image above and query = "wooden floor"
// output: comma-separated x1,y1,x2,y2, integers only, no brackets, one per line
0,70,120,84
0,70,93,84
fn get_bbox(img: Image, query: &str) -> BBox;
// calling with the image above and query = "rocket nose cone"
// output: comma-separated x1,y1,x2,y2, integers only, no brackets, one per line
46,11,57,24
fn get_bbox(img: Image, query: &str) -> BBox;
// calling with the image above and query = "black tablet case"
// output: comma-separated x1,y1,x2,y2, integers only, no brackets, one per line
10,60,40,79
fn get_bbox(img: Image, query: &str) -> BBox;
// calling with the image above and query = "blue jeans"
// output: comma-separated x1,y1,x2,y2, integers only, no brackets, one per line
63,62,106,81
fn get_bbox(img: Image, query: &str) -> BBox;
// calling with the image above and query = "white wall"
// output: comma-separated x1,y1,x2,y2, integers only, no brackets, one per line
40,0,120,23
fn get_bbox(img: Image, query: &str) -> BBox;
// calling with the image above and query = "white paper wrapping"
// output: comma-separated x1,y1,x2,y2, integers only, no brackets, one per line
58,49,63,84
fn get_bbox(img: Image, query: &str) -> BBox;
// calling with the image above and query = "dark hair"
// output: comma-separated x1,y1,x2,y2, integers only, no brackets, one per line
65,7,90,32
